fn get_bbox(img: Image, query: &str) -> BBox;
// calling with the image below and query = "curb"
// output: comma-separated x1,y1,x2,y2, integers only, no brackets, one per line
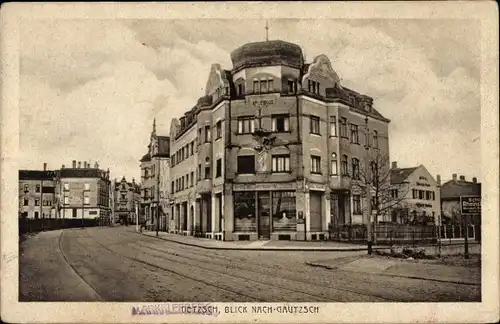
139,232,373,252
305,261,480,286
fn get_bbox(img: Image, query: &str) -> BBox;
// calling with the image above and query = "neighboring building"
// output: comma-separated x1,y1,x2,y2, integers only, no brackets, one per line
140,119,171,231
440,174,481,239
389,162,441,225
113,176,141,224
167,39,391,241
19,163,57,219
57,160,112,224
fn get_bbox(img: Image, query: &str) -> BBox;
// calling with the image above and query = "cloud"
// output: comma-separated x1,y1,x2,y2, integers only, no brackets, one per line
19,19,481,182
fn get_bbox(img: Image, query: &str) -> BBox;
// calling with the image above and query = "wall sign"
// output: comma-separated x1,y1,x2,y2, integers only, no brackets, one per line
251,99,275,108
460,195,481,215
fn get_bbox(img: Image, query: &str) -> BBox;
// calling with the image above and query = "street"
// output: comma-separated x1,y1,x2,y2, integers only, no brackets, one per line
19,227,480,302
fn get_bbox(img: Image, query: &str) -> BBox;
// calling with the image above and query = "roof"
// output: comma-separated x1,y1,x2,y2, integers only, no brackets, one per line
390,167,418,184
19,170,57,180
441,180,481,200
59,168,107,179
140,152,151,162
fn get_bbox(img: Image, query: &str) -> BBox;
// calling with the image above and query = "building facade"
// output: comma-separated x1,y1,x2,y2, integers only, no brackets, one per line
113,176,141,224
140,120,171,231
18,161,112,224
57,160,112,224
167,39,391,241
440,174,481,239
389,162,441,225
19,164,57,219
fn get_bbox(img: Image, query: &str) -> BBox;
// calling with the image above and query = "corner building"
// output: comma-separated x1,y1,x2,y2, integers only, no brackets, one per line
168,40,390,241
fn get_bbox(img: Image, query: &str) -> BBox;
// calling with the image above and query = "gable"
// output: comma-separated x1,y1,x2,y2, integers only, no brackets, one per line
301,54,340,88
205,63,228,97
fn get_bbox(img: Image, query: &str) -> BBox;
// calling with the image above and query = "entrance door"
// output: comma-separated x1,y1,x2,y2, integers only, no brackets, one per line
310,191,322,232
258,192,271,240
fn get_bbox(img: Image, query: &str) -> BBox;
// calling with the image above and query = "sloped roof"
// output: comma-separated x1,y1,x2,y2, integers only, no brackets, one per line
390,167,418,184
140,152,151,162
441,180,481,200
19,170,56,180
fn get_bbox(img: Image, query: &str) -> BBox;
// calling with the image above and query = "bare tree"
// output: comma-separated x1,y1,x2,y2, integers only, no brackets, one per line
349,150,410,241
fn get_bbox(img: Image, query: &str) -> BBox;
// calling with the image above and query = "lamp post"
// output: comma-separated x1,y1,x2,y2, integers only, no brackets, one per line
364,116,373,255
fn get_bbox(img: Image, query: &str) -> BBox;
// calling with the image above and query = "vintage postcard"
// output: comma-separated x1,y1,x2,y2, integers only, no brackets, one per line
1,1,499,323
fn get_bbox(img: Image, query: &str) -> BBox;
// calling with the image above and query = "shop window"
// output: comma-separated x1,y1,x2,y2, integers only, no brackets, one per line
234,191,257,232
309,115,320,135
271,114,290,132
237,156,255,174
272,191,296,231
311,156,321,174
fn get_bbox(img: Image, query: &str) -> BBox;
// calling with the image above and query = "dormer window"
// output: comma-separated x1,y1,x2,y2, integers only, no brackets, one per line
308,80,320,95
287,79,297,94
253,78,274,94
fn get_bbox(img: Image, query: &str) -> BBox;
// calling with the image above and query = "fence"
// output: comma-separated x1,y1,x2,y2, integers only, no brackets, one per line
328,223,480,245
19,218,103,235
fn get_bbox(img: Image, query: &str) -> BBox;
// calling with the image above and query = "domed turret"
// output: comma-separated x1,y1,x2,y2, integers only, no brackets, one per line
230,40,304,73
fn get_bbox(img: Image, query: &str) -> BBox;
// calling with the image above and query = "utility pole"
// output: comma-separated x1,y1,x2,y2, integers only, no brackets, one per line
364,116,373,255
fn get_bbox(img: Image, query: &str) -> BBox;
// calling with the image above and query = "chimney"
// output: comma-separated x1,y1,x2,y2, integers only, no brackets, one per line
61,164,65,169
452,173,457,181
473,177,477,183
436,174,441,186
72,160,77,168
459,175,465,182
78,161,82,168
392,162,397,169
43,163,47,171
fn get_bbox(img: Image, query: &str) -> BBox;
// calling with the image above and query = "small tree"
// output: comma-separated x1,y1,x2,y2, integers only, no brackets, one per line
350,150,410,242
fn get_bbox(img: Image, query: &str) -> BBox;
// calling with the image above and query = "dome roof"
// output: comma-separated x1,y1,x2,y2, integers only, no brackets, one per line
230,40,304,72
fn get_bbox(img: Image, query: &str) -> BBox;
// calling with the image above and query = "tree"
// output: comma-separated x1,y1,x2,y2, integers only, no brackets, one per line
350,150,410,243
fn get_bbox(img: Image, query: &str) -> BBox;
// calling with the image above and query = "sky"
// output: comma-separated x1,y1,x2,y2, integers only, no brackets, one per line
19,18,481,183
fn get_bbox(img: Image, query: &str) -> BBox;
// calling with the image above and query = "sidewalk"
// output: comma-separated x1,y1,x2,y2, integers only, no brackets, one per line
138,229,371,251
306,255,481,285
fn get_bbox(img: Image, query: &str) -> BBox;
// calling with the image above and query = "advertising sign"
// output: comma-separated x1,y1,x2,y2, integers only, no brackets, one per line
460,195,481,215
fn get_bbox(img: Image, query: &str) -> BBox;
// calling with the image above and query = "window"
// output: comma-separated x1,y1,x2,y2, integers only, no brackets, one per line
267,78,274,92
35,185,40,193
35,199,40,206
260,79,268,92
216,121,222,139
198,128,202,144
340,117,348,138
253,79,259,93
190,142,194,155
121,194,126,199
370,161,378,181
352,158,360,179
171,181,174,193
272,155,290,172
271,114,290,132
308,80,320,94
311,156,321,174
419,190,425,200
237,117,255,134
431,191,435,201
353,195,362,214
35,212,39,219
84,196,90,205
64,197,69,205
341,155,348,176
330,116,337,136
237,155,255,174
350,124,359,144
198,164,201,180
204,166,211,179
24,184,29,192
84,183,90,191
287,79,297,94
237,83,245,96
216,159,222,177
373,130,379,149
145,169,149,178
24,199,28,206
204,125,211,142
391,189,398,199
190,172,194,187
310,115,320,134
331,153,338,175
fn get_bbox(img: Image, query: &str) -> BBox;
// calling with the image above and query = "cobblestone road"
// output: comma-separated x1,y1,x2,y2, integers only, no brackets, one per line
19,226,480,302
